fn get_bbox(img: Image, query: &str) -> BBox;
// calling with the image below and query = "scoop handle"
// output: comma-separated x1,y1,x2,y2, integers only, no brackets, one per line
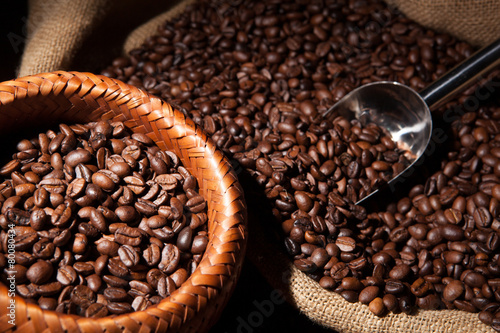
419,38,500,110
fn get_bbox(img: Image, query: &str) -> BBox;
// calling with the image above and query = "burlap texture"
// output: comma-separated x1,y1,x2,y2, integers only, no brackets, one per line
18,0,500,77
385,0,500,47
18,0,193,77
244,196,495,333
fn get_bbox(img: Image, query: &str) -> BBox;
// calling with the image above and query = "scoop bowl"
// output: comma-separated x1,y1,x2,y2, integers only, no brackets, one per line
324,38,500,205
324,81,432,204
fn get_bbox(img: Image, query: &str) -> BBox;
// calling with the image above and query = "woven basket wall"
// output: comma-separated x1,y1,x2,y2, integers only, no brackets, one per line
0,71,247,333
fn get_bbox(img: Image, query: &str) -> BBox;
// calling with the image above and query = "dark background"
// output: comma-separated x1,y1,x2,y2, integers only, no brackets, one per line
0,3,335,333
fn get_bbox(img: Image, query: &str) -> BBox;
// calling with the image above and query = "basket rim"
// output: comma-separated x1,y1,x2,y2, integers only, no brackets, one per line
0,71,248,332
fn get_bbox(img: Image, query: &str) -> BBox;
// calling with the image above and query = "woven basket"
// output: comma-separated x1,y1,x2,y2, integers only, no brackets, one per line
0,71,247,333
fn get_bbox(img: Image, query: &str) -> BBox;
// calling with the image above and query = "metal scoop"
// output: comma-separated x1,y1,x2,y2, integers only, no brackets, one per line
324,38,500,205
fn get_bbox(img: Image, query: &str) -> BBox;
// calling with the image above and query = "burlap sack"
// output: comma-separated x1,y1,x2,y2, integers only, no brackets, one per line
18,0,195,77
16,1,500,332
245,197,495,333
19,0,500,76
385,0,500,47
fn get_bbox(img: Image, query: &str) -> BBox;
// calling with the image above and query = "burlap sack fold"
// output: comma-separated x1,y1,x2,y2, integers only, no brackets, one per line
18,0,500,77
18,0,193,77
243,189,495,333
385,0,500,47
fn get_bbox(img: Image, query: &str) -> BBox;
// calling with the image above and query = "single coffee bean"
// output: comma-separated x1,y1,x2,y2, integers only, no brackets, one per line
336,237,356,252
143,243,161,266
57,265,77,286
115,226,142,246
38,297,58,311
294,258,317,273
368,297,386,316
70,285,96,308
359,286,379,304
96,239,120,257
86,274,102,293
36,281,62,297
443,280,464,302
102,275,128,288
107,302,133,314
65,149,92,168
177,226,193,252
158,243,180,274
104,287,128,302
86,303,109,318
117,245,140,268
73,262,95,275
108,257,129,277
26,260,53,284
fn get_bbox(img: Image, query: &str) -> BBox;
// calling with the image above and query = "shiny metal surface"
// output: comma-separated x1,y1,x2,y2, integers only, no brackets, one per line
324,82,431,204
326,81,431,161
324,38,500,205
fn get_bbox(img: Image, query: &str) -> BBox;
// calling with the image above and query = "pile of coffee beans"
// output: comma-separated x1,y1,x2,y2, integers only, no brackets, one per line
108,0,500,330
0,120,208,317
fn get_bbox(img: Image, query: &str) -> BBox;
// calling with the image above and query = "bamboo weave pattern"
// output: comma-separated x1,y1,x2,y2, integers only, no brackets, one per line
0,71,247,333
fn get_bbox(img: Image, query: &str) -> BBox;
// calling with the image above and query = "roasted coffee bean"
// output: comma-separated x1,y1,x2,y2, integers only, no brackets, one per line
96,239,120,257
65,149,93,168
104,287,128,302
86,274,102,293
26,260,53,284
294,258,317,273
115,226,142,246
117,245,140,268
340,290,359,303
72,233,88,254
38,297,58,311
156,174,178,190
443,280,464,302
147,215,167,229
152,226,175,242
36,281,62,296
146,268,164,289
86,303,108,318
108,257,129,277
73,262,95,275
143,243,161,266
135,199,157,216
177,226,193,252
92,172,116,192
12,226,38,250
191,235,209,254
185,195,206,213
129,280,153,294
158,244,180,274
359,286,379,304
331,262,349,281
368,297,386,316
157,276,177,298
389,264,411,280
115,206,139,225
70,285,96,308
107,302,133,314
102,275,128,288
336,237,356,252
462,270,487,288
57,265,77,286
78,222,100,238
341,277,364,291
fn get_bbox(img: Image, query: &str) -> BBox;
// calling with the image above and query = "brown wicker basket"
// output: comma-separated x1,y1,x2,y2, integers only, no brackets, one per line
0,71,247,333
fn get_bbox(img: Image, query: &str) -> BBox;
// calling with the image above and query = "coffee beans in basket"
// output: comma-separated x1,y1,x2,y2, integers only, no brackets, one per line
0,120,208,317
101,0,500,330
